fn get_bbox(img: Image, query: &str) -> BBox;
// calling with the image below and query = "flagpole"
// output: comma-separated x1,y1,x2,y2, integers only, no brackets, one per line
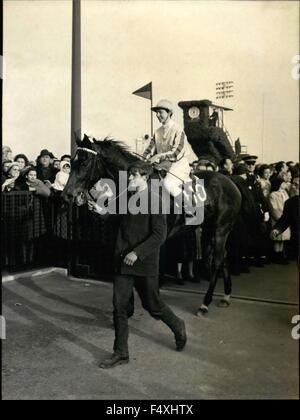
150,83,153,138
261,92,265,162
70,0,81,156
132,81,153,137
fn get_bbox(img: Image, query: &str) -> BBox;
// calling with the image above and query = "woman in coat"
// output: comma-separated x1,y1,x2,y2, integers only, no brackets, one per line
268,178,291,264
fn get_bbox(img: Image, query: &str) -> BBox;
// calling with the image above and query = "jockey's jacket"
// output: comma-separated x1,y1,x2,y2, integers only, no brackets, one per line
143,119,188,162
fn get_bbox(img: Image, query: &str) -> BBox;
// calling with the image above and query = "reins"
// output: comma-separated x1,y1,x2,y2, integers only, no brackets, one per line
76,147,128,204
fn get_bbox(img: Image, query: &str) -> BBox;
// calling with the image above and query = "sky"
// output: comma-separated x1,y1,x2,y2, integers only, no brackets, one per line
3,0,299,163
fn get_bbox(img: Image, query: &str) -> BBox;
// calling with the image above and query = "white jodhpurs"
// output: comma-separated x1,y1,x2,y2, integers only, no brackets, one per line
163,157,191,197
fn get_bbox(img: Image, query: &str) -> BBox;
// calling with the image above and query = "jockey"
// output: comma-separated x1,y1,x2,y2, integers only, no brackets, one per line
143,99,203,207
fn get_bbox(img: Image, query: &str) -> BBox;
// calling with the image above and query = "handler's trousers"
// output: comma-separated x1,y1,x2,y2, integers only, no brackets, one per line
113,274,182,358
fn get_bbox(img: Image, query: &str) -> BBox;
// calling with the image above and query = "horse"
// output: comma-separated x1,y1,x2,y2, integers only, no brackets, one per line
62,134,241,314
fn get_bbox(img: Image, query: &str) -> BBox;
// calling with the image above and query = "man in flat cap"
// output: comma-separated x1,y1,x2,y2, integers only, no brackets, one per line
36,149,58,184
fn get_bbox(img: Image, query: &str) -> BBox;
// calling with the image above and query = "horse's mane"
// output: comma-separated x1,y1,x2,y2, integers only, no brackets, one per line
93,136,139,166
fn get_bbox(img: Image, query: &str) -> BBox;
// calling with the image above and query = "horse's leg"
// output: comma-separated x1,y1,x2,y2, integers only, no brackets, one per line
197,228,229,316
218,252,232,308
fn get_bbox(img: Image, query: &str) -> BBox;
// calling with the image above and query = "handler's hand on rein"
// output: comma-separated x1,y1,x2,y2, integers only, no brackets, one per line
87,200,102,215
124,251,138,266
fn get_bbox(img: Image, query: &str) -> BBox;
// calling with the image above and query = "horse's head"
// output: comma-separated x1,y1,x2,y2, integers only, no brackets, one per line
62,134,137,206
62,134,106,205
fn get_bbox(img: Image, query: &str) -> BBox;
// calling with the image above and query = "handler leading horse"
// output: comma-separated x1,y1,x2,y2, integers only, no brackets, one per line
62,135,241,314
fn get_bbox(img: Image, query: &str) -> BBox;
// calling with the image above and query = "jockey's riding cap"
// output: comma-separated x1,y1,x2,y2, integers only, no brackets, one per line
151,99,174,113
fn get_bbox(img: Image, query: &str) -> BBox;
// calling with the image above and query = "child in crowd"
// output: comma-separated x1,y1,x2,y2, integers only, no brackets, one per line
51,161,71,192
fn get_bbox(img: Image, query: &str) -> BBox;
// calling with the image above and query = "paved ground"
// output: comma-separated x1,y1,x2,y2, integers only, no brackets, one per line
2,262,299,400
163,259,299,304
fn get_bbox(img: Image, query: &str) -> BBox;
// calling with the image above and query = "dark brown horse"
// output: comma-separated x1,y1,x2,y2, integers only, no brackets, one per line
62,135,241,314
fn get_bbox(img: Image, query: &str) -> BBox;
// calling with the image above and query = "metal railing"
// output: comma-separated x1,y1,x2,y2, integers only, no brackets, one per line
1,191,119,280
2,192,67,273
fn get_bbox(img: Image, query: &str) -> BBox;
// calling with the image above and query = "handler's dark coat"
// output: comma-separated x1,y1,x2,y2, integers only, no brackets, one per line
114,187,167,276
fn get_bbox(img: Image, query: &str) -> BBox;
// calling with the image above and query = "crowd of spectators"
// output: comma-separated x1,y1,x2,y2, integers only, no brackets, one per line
2,146,72,268
2,145,299,278
188,155,299,278
2,146,71,196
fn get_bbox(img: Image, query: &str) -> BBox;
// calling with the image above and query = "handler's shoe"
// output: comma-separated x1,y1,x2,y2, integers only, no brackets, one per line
99,353,129,369
174,319,187,351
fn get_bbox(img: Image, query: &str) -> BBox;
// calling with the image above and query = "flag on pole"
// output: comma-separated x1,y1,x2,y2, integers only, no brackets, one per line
132,82,152,100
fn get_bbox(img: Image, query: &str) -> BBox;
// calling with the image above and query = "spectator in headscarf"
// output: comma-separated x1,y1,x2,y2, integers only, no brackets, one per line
2,162,21,192
51,161,71,192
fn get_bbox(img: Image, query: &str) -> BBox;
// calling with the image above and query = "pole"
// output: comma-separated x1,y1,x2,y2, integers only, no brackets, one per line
261,93,265,161
150,85,153,138
70,0,81,156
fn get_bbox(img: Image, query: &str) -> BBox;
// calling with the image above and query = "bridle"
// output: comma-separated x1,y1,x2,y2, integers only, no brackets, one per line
74,146,119,203
76,147,97,156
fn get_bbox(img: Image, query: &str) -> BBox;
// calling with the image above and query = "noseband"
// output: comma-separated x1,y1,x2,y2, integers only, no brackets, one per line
76,147,97,156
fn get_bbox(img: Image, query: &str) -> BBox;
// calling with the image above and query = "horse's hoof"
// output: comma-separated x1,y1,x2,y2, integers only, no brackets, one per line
196,307,208,316
218,299,230,308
